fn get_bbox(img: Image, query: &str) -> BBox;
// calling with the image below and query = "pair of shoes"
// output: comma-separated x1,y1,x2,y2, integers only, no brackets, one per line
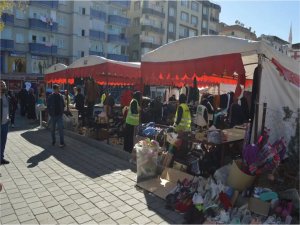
1,159,10,165
59,143,65,148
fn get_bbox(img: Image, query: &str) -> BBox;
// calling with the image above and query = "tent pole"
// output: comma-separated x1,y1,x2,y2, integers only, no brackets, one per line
253,54,263,142
66,78,69,112
260,102,267,136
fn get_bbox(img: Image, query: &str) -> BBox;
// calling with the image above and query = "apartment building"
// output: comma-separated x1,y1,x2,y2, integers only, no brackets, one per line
219,23,257,41
259,35,290,55
128,0,221,61
0,0,130,82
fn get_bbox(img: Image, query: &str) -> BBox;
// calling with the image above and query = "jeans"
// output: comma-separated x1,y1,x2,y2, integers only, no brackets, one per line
51,115,64,145
124,123,135,153
1,122,9,160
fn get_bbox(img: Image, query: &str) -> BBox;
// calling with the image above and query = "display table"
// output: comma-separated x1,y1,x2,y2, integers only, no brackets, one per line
37,105,47,129
194,127,246,166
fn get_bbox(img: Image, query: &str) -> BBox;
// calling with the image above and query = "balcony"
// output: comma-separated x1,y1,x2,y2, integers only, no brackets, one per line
1,13,14,25
0,39,14,50
107,54,128,62
29,43,57,55
107,34,128,45
29,18,58,32
89,51,104,56
141,41,161,49
90,9,106,20
109,1,130,9
108,15,130,27
29,1,58,8
89,30,105,40
141,25,164,34
142,7,165,18
210,16,219,23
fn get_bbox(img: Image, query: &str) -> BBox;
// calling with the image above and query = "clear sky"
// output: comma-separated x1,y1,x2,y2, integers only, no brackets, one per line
214,0,300,43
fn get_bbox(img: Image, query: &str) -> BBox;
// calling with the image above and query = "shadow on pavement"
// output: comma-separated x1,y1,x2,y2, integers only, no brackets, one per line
21,129,131,179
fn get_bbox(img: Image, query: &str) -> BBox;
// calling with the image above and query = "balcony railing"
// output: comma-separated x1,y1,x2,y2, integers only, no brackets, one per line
108,15,130,27
89,30,105,40
107,54,128,62
29,1,58,8
90,9,106,20
109,1,130,9
29,18,58,32
141,25,164,34
0,39,14,50
89,51,104,56
107,34,128,45
141,41,161,49
1,13,14,25
142,7,165,18
210,16,219,23
29,43,57,55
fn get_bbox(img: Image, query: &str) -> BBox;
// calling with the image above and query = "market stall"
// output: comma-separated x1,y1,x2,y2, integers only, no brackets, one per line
135,36,299,224
45,56,142,145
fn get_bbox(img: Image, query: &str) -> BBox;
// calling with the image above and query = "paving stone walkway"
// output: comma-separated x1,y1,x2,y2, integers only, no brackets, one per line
0,116,184,224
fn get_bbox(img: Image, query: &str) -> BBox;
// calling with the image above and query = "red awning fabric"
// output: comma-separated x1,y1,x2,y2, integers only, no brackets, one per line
141,53,246,86
45,61,141,84
271,58,300,87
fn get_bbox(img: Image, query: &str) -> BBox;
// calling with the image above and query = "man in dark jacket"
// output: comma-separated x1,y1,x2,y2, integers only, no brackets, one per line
47,84,65,147
0,80,10,164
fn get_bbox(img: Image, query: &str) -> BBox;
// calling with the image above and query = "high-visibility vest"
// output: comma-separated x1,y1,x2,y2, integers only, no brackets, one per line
101,93,106,104
126,99,140,126
174,103,191,132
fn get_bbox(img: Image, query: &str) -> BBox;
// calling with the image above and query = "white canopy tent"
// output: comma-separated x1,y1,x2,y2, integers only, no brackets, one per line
141,35,300,145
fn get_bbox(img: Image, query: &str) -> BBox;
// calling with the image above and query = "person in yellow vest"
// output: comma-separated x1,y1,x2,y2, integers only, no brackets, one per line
124,91,141,153
100,91,107,105
174,94,192,133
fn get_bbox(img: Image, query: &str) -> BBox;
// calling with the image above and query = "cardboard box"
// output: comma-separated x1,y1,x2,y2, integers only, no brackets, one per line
97,129,109,141
136,168,194,199
248,197,270,216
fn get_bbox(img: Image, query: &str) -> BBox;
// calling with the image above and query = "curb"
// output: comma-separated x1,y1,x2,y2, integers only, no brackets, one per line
64,129,133,162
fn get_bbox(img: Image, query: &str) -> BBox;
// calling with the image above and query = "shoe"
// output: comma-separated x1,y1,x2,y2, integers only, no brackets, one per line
59,144,65,148
11,124,15,128
1,159,10,165
52,141,55,146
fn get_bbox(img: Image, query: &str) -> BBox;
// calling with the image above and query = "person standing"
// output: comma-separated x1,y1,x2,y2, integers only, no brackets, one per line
0,80,10,164
74,87,85,125
47,84,65,147
18,88,28,116
8,91,17,128
27,88,36,120
174,94,192,133
124,91,141,153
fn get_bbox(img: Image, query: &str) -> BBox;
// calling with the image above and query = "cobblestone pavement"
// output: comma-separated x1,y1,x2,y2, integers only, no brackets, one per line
0,117,184,224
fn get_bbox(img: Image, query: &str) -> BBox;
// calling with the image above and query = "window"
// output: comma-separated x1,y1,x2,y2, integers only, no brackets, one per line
191,15,198,25
58,16,65,26
32,35,37,43
191,1,198,11
58,39,64,48
1,28,12,39
39,36,46,42
82,8,85,15
16,33,24,43
133,17,140,26
169,7,175,16
181,12,188,22
168,38,174,43
179,25,188,37
81,29,85,37
181,0,188,7
168,23,174,33
33,12,38,19
231,31,235,35
81,51,85,57
189,29,197,37
202,20,208,29
16,9,25,19
134,1,140,10
203,7,208,15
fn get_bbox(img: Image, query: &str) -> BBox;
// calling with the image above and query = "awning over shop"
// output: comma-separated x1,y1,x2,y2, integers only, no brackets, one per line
141,36,260,87
44,56,141,85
